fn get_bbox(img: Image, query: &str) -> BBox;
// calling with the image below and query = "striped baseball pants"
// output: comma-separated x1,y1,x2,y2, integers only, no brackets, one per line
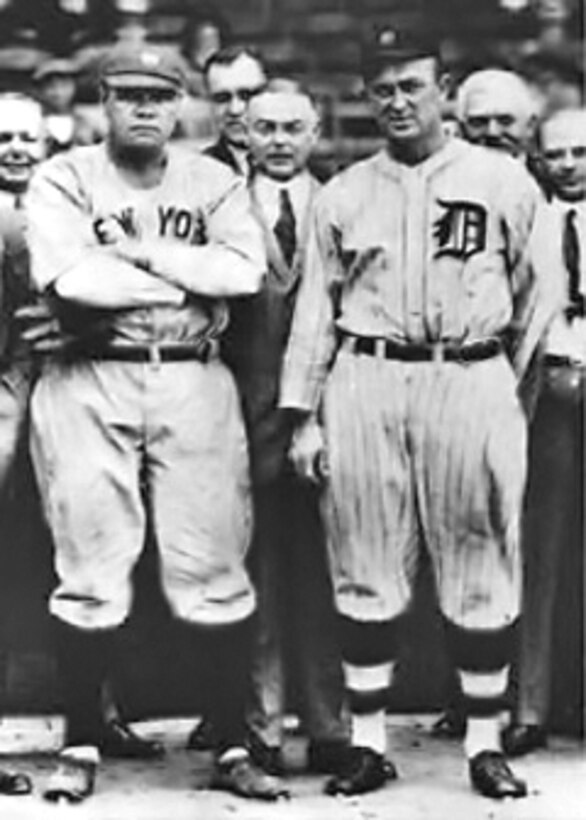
320,349,526,715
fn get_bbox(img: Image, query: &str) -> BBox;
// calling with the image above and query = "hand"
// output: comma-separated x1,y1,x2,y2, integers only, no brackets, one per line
96,216,128,245
15,303,70,353
289,416,329,485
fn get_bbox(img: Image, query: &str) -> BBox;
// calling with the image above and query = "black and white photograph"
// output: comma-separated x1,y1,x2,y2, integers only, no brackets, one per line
0,0,582,817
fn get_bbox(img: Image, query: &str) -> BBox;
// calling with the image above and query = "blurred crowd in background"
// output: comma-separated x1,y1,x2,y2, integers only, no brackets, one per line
0,0,582,175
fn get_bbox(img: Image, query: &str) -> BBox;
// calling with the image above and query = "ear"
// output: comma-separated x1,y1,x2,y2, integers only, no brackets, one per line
437,72,451,102
98,81,110,105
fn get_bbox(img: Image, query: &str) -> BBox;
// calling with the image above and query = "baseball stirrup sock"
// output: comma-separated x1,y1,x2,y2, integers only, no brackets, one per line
339,614,404,755
443,619,517,759
345,662,394,754
459,668,509,757
54,620,115,747
190,617,254,755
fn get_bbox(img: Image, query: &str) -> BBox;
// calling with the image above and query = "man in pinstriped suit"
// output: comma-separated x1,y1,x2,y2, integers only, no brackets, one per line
280,26,553,799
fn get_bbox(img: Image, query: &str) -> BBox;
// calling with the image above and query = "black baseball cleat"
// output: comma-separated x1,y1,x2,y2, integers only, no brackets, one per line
469,750,528,799
43,752,97,804
186,717,216,751
97,719,165,760
210,752,290,801
502,723,547,758
324,746,397,796
0,769,32,796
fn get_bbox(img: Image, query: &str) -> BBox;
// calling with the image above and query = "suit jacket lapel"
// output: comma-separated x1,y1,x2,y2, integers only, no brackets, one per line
250,174,319,291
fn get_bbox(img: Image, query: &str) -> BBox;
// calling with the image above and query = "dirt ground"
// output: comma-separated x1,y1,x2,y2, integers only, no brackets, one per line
0,715,583,820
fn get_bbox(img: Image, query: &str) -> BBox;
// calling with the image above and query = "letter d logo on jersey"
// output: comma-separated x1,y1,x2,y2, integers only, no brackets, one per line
433,199,487,260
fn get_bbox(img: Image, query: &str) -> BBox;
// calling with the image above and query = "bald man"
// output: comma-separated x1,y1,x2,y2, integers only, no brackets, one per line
503,108,586,756
457,69,538,157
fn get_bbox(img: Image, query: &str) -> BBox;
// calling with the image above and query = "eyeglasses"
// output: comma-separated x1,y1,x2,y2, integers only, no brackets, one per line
209,86,264,105
109,87,179,106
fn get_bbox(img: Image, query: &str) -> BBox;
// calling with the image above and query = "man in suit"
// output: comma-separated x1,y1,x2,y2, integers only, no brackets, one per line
503,107,586,756
237,80,348,777
203,46,267,175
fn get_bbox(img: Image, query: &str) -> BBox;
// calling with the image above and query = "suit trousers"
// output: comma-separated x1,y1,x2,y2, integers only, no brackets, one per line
246,473,347,747
516,361,584,726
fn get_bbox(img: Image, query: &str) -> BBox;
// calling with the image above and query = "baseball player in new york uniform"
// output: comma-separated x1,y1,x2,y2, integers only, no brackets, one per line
280,27,552,799
25,44,286,803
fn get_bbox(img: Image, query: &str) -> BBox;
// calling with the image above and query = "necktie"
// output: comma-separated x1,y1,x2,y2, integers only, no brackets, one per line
563,208,584,320
274,188,296,267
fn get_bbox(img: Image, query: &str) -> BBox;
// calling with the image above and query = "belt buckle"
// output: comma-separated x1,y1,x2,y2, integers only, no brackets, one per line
375,339,387,358
149,344,162,367
432,341,445,363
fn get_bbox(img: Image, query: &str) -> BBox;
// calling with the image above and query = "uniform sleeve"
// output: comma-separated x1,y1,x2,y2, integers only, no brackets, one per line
197,172,266,292
137,170,265,298
501,163,557,380
279,183,344,413
25,156,106,292
25,156,183,308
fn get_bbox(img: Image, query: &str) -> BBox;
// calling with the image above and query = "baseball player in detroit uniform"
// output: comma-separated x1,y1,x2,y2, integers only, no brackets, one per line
280,27,552,799
25,44,286,803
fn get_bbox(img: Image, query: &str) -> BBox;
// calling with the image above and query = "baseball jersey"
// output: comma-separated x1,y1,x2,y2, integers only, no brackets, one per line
25,142,264,345
280,138,547,413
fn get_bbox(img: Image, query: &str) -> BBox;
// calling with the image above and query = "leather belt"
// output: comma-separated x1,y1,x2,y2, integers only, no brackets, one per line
544,353,586,369
340,334,502,363
74,340,217,364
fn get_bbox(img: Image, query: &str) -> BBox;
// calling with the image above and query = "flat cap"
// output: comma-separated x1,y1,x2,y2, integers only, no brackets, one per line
100,44,186,88
362,25,440,78
33,58,78,83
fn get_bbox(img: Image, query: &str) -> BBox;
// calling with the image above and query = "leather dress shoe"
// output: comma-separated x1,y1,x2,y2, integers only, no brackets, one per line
431,708,466,739
307,739,349,774
246,731,285,776
43,754,97,804
0,769,32,796
324,746,397,796
469,750,527,799
186,717,216,751
97,719,165,760
502,723,547,757
211,752,290,800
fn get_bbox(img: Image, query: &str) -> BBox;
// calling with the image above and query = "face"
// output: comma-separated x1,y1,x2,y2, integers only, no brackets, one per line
540,110,586,202
103,75,182,157
367,57,446,148
0,99,44,192
40,75,76,114
461,85,533,156
206,55,266,150
248,91,319,181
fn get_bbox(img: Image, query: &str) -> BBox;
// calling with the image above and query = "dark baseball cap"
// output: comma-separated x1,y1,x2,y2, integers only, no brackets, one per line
362,26,440,79
100,45,186,88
